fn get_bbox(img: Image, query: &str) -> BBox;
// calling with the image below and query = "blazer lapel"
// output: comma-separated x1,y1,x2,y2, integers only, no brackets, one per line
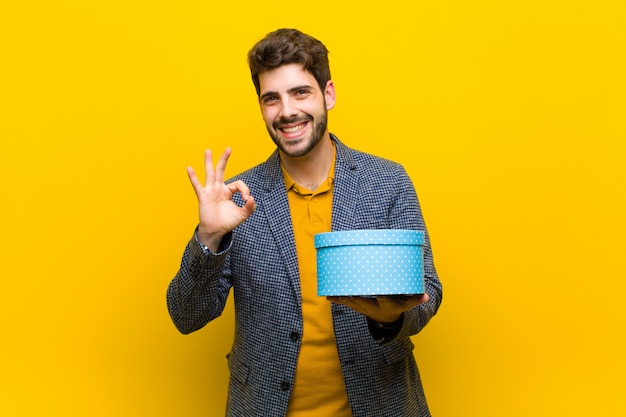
331,136,359,232
261,151,302,300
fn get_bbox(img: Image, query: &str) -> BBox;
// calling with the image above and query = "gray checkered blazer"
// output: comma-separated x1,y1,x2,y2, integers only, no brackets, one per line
167,134,443,416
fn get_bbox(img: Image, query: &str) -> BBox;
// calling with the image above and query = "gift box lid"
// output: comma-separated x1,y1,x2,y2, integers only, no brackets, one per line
314,229,425,249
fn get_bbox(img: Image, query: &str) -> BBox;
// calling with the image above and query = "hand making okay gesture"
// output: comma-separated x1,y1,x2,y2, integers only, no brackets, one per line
187,148,257,252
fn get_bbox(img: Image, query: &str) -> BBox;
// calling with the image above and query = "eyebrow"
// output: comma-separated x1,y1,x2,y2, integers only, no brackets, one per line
260,84,314,101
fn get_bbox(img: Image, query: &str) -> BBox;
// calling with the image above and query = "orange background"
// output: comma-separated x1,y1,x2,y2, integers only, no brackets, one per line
1,1,625,416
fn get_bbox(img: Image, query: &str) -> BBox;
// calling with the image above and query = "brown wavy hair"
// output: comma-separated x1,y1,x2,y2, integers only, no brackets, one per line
248,28,331,96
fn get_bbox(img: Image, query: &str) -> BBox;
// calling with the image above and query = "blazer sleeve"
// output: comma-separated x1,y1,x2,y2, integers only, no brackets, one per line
383,163,443,342
166,229,234,334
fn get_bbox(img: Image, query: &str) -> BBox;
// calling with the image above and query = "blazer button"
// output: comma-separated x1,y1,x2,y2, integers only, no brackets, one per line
281,381,290,391
290,331,299,342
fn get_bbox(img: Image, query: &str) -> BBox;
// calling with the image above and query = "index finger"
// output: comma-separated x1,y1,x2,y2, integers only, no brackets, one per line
226,179,252,200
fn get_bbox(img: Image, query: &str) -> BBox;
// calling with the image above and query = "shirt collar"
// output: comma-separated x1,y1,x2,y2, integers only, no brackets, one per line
281,142,336,194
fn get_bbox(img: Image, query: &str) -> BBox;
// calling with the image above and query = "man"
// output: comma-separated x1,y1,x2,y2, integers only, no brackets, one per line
167,28,442,416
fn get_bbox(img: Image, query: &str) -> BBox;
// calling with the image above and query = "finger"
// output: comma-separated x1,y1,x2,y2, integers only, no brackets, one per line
350,296,378,307
328,296,371,311
420,292,430,304
403,293,429,305
204,149,215,185
375,296,398,310
214,148,232,184
187,166,205,197
326,296,349,305
224,180,257,217
226,180,252,199
241,194,257,217
378,293,429,309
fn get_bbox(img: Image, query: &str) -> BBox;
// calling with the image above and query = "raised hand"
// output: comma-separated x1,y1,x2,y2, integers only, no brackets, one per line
187,148,256,252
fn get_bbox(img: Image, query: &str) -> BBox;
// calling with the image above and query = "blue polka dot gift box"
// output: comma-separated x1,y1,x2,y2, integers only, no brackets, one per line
314,229,425,296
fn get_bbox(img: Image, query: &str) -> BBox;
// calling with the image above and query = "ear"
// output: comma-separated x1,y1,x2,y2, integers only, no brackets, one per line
324,80,336,110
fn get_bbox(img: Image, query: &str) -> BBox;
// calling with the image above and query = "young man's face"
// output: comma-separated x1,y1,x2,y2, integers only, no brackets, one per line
258,63,335,158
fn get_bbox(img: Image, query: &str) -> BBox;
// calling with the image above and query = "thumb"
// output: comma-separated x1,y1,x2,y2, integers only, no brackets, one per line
240,195,256,218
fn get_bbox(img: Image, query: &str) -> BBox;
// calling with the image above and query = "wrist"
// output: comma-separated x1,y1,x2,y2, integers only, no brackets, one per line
196,228,226,253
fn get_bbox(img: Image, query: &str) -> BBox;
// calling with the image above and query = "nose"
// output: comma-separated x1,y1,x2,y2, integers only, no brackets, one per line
278,97,297,119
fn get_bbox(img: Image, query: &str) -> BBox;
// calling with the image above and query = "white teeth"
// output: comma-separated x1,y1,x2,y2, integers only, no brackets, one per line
283,124,305,133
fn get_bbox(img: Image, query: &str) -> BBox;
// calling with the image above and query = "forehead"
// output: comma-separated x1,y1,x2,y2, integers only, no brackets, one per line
258,63,319,94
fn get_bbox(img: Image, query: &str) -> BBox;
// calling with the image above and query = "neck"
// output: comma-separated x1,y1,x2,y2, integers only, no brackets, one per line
281,134,335,191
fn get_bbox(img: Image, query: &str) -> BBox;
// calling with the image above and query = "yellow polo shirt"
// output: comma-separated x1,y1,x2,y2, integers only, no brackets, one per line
282,152,352,416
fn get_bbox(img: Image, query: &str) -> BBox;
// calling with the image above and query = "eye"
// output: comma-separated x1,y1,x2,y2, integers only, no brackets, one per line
295,89,311,98
262,95,278,104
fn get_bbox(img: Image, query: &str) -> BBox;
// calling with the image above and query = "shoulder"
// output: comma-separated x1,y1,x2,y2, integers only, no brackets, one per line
334,135,409,180
226,150,280,190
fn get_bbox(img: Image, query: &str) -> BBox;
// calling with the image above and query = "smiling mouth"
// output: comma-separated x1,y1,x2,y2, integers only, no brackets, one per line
281,123,307,134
